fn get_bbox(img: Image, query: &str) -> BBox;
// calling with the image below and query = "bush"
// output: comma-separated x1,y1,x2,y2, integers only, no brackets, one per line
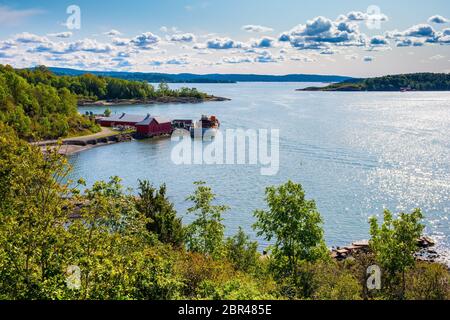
406,262,449,300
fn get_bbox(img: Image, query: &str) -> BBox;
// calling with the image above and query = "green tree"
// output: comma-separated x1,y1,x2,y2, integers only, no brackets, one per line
369,209,424,299
104,108,112,117
0,123,73,299
253,181,328,296
225,228,259,273
185,181,229,259
135,180,184,248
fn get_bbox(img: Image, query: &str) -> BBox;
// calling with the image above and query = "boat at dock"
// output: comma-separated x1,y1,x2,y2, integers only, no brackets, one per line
190,115,220,139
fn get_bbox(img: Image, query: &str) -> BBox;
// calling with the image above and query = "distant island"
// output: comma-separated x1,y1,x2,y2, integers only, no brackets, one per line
48,67,353,84
299,73,450,92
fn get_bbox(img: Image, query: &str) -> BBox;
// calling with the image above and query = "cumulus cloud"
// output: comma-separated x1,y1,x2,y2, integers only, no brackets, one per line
149,57,190,66
254,50,280,63
48,32,73,39
112,38,130,46
363,56,374,62
168,33,196,42
370,35,389,46
252,37,276,48
206,37,245,49
131,32,161,49
67,39,114,53
166,57,189,65
385,23,450,46
428,15,448,24
223,56,252,64
346,11,388,23
346,11,367,21
104,29,122,36
242,25,274,33
280,16,366,51
15,32,47,43
395,38,425,47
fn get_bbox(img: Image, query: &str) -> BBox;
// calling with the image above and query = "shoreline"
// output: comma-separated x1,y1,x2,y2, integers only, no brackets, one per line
78,95,231,107
35,127,134,156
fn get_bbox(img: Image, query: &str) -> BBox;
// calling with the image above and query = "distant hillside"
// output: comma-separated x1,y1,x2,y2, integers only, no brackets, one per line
300,73,450,92
48,67,353,84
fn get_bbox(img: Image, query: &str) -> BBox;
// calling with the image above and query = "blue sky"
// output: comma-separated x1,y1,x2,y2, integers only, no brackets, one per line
1,0,450,76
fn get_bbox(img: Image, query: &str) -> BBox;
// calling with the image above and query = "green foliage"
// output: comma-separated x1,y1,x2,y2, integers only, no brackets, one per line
305,73,450,92
185,181,229,259
225,228,260,273
0,65,99,140
253,181,328,286
405,262,449,300
104,108,112,117
135,180,184,248
369,209,425,299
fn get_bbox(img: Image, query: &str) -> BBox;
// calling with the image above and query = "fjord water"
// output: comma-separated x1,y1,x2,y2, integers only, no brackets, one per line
73,83,450,259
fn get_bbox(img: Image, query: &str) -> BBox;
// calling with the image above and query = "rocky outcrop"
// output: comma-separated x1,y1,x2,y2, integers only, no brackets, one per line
331,237,437,262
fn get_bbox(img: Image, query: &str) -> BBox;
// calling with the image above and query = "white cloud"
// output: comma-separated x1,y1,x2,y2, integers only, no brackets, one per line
112,38,131,46
254,50,280,63
0,5,44,27
168,33,196,42
252,37,276,48
370,35,389,46
48,32,73,39
104,29,122,36
428,15,448,24
363,56,374,62
280,16,366,51
67,39,114,53
206,37,245,49
15,32,48,43
223,56,252,64
242,25,274,33
131,32,161,49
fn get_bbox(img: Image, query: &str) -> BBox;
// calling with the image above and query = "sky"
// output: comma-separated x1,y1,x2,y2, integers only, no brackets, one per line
1,0,450,76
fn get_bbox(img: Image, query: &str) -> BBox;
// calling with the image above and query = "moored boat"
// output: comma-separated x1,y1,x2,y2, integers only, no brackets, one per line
190,115,220,139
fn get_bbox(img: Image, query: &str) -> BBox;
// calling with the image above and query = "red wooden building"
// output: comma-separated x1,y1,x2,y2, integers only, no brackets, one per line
136,115,173,137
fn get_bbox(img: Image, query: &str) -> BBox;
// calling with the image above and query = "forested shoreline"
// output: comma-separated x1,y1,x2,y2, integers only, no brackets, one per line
300,73,450,92
0,65,213,141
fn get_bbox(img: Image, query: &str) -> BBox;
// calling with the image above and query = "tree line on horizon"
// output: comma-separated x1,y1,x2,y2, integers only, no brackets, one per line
0,122,448,300
303,73,450,91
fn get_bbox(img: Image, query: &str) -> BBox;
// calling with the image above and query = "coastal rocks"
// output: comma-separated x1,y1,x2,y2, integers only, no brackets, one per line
331,237,438,262
331,240,370,261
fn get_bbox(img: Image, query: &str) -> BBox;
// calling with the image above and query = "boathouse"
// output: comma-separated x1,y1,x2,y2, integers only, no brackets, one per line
97,113,147,127
135,115,173,137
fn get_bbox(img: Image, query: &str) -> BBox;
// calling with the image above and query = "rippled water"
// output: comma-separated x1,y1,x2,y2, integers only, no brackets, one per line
72,83,450,261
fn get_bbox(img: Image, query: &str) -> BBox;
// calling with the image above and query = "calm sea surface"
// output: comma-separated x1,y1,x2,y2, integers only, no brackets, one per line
72,82,450,261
